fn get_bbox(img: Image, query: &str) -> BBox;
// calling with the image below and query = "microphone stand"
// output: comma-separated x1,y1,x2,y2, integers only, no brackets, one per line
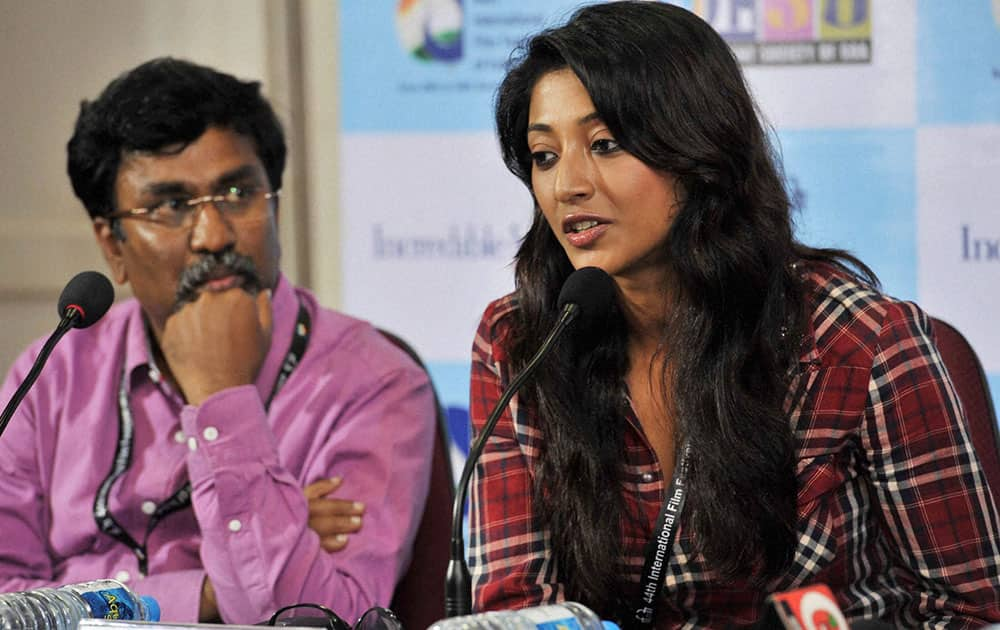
0,308,81,439
444,302,580,617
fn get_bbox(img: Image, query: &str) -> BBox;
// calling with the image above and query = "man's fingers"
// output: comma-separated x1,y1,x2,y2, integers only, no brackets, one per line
304,476,342,500
309,514,364,535
256,288,273,348
304,477,364,554
319,534,349,552
159,287,271,405
308,498,366,519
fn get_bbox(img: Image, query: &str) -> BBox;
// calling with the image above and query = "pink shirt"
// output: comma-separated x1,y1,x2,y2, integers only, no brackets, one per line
0,274,435,624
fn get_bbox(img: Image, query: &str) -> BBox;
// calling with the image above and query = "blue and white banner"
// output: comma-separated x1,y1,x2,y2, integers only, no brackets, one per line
339,1,1000,461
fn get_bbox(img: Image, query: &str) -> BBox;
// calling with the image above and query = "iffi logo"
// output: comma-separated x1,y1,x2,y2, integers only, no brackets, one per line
396,0,463,62
693,0,872,65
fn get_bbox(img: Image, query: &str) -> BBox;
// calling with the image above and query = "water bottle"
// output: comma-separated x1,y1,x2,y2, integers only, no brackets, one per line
0,579,160,630
428,602,619,630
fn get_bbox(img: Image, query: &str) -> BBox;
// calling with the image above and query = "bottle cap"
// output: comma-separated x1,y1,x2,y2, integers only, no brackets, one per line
602,622,620,630
140,596,160,622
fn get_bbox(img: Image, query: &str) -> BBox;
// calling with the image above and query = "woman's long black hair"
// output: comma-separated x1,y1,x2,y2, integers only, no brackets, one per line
494,1,876,617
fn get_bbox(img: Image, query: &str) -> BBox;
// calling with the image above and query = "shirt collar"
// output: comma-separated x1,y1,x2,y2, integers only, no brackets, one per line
797,320,821,368
253,273,300,401
796,265,824,368
122,303,157,391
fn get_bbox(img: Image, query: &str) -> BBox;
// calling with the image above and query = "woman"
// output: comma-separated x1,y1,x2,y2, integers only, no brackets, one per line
468,2,1000,628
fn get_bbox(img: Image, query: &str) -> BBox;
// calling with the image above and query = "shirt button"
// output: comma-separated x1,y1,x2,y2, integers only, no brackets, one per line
228,519,243,532
141,501,156,515
173,430,186,444
187,437,198,452
202,426,219,441
641,472,654,483
114,570,131,583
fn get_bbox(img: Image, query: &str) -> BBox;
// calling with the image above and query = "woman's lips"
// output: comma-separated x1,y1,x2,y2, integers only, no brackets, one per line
563,216,610,247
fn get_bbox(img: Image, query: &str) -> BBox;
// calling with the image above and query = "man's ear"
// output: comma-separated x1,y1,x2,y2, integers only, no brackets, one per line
92,218,128,285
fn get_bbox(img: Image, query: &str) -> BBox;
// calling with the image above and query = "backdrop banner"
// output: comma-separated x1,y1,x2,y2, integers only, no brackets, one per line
339,0,1000,464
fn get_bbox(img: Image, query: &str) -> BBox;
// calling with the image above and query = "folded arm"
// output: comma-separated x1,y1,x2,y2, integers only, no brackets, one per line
186,364,435,625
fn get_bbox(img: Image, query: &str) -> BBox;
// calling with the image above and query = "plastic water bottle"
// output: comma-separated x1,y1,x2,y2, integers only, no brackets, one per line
0,579,159,630
428,602,619,630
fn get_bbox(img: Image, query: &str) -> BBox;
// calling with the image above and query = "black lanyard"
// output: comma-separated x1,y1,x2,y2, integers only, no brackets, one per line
628,441,691,630
92,300,311,576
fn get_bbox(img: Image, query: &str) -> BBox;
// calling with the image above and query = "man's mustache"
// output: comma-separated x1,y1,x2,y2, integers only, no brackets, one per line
174,250,262,311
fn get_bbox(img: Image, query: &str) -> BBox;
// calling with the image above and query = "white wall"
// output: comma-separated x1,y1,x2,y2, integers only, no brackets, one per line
0,0,341,373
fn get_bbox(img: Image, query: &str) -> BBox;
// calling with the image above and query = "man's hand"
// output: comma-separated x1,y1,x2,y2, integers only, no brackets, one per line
199,576,221,622
161,289,272,405
304,477,365,552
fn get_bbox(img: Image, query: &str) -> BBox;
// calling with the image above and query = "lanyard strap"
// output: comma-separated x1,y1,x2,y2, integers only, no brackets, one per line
628,442,691,630
93,299,311,575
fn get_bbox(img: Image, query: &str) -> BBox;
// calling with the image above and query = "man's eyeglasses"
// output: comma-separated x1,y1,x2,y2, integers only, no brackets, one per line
265,603,403,630
107,186,280,229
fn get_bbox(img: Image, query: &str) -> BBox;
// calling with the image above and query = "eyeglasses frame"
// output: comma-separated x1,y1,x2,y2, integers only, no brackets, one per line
266,602,351,630
264,603,403,630
105,188,280,229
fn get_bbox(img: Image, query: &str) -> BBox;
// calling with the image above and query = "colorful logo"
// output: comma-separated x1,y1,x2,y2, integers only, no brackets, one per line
693,0,872,65
797,590,848,630
396,0,463,62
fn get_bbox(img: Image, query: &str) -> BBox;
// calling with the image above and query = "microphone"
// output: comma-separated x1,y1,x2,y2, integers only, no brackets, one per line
755,583,892,630
444,267,617,617
0,271,114,439
57,270,115,329
755,583,847,629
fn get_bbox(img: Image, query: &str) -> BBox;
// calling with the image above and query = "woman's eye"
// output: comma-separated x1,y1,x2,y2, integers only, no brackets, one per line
531,151,557,169
591,138,621,154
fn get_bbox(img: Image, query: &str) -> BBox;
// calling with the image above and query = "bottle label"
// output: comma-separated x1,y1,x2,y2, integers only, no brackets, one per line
79,588,139,620
520,606,584,630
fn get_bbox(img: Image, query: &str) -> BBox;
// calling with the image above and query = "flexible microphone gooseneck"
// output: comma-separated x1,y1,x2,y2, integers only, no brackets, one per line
0,271,114,439
444,266,617,617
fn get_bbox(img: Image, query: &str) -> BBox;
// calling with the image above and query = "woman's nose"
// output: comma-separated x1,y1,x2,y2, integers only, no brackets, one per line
553,150,596,203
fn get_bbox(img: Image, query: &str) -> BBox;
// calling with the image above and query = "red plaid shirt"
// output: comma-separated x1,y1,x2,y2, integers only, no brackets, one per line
469,264,1000,628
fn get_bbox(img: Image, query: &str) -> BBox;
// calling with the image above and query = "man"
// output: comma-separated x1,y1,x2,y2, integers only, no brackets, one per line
0,58,436,624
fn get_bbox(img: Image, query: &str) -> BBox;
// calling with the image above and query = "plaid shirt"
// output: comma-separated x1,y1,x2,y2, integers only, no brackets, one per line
469,264,1000,629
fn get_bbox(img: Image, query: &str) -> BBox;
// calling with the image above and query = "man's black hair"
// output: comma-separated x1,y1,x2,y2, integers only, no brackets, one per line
67,57,286,219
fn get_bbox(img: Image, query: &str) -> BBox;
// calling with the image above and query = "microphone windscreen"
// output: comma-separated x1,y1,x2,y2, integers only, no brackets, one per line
57,271,115,328
557,266,617,335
